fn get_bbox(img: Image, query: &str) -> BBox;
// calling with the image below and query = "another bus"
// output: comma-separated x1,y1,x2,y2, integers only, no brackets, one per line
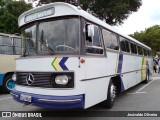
11,2,153,109
0,33,21,93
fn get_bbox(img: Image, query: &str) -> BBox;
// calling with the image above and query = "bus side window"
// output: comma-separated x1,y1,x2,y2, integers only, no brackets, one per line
130,42,137,54
143,48,148,56
85,24,103,55
148,50,151,56
138,46,143,55
0,36,3,54
93,26,102,47
0,36,13,54
102,29,119,50
146,49,148,56
120,37,126,52
119,37,130,53
125,40,130,52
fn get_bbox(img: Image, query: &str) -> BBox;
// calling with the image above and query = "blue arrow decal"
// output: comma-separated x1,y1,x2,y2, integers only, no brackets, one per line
59,57,69,70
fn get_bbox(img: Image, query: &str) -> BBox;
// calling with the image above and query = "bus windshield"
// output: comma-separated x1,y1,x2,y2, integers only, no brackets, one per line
22,18,80,56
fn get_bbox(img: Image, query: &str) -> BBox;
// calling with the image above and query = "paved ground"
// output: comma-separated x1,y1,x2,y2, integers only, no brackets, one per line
152,73,160,77
0,74,160,120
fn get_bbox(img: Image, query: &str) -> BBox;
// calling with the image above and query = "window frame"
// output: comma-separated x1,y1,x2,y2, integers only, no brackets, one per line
102,28,120,52
143,48,148,56
84,22,104,56
130,42,138,55
119,36,130,53
137,45,144,56
0,35,14,55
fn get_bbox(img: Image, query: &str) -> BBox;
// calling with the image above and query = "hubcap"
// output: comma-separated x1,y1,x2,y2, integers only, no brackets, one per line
110,83,116,101
6,79,15,90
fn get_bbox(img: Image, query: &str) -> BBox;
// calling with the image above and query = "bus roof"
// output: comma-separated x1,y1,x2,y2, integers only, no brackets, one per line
18,2,151,50
0,33,10,37
0,33,21,38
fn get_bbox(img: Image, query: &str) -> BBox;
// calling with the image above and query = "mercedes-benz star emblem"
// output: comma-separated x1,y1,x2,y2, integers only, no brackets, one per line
26,73,34,85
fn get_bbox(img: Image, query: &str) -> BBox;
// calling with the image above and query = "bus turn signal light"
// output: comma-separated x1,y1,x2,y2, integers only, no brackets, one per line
80,59,85,64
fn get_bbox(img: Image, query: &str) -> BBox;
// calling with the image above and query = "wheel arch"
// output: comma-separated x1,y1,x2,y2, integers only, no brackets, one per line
2,72,14,84
110,75,123,95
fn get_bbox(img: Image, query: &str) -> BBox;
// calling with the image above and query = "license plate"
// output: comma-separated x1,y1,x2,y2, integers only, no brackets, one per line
20,94,32,102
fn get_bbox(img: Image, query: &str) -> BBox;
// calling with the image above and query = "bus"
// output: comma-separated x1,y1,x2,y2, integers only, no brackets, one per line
11,2,153,109
0,33,21,93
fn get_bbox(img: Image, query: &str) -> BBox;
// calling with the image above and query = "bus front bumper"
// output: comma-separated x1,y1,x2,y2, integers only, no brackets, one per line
10,90,85,109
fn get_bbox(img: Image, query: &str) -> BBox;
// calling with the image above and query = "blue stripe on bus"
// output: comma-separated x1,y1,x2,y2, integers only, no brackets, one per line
117,53,125,92
120,76,125,92
0,74,5,86
11,90,85,109
117,53,123,73
59,57,69,70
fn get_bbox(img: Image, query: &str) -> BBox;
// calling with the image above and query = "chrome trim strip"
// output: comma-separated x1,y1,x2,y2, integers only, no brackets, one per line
38,98,81,104
15,71,75,90
10,92,18,98
81,68,152,81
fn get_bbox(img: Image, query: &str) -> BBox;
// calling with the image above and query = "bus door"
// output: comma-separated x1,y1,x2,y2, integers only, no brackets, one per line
84,24,107,108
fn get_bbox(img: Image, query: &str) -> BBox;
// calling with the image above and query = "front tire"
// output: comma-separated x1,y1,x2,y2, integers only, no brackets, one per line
102,80,116,108
2,74,15,93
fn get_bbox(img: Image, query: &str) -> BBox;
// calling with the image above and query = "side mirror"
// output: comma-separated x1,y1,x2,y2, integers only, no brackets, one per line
87,25,94,37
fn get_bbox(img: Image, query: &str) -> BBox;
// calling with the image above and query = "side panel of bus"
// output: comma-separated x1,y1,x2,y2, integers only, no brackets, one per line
84,57,108,108
0,55,18,86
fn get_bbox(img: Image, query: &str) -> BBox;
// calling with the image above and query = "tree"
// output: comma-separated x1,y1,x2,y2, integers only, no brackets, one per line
130,25,160,55
33,0,142,25
0,0,32,34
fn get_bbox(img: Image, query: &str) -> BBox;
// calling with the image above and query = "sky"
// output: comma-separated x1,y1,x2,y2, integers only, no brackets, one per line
114,0,160,35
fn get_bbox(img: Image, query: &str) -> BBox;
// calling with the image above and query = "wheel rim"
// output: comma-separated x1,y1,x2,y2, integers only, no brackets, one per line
6,79,15,90
110,84,116,102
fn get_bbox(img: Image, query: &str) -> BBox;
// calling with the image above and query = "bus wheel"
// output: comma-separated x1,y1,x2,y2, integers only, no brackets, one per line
143,70,149,84
2,74,15,93
103,80,116,108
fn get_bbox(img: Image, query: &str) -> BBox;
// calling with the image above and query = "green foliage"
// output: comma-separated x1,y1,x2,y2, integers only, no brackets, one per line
0,0,32,34
130,25,160,55
33,0,142,25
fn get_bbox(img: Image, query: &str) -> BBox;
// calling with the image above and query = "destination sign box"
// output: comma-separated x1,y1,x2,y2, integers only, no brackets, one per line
25,7,55,23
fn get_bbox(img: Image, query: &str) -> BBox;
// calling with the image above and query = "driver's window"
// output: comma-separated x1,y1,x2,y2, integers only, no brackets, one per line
85,23,103,55
85,24,92,46
93,26,102,47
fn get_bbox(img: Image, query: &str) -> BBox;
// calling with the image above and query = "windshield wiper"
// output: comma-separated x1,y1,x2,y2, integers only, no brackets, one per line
40,30,55,55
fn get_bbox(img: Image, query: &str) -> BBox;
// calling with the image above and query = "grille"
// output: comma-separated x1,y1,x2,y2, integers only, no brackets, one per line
16,72,74,88
16,72,52,88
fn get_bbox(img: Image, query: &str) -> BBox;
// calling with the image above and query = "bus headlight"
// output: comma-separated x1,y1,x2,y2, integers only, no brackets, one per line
12,74,17,81
55,75,69,85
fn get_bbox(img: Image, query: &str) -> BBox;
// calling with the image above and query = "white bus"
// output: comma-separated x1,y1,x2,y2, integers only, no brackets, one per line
0,33,21,93
11,2,153,109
